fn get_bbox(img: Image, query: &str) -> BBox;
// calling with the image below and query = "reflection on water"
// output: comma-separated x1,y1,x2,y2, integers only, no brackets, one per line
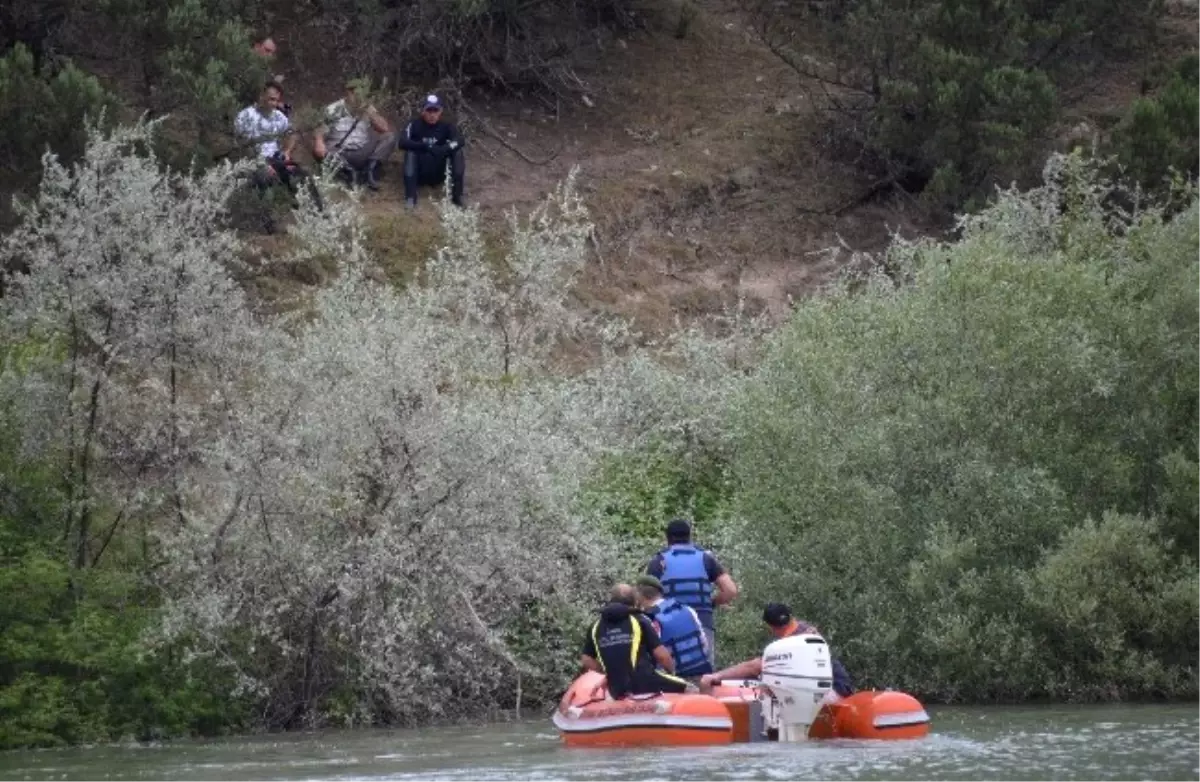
0,703,1196,781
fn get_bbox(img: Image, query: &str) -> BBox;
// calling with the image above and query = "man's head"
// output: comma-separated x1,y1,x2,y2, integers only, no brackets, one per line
665,517,692,545
344,78,369,111
253,36,277,58
421,94,444,124
610,583,636,607
634,575,663,609
762,602,796,638
259,82,283,112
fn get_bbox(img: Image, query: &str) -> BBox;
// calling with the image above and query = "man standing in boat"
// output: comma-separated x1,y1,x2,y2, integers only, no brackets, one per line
645,518,739,665
634,575,713,680
700,602,855,697
580,584,697,698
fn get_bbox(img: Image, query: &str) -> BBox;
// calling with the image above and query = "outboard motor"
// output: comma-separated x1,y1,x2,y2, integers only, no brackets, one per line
758,633,834,742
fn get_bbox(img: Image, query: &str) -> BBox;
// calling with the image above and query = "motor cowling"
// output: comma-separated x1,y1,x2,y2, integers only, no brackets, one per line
758,633,835,742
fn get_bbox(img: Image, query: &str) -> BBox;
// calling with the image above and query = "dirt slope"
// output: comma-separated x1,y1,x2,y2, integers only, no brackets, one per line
260,2,926,334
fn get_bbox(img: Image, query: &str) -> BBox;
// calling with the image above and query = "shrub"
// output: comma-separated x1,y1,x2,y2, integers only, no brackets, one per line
0,44,117,214
1,120,757,736
723,154,1198,701
1111,54,1199,191
744,0,1164,211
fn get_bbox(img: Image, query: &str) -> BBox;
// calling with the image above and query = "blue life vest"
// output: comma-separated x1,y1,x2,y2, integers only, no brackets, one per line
650,598,713,677
657,544,714,623
788,624,854,697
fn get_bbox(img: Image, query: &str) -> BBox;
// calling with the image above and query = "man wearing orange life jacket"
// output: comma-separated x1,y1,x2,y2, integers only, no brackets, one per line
700,602,855,697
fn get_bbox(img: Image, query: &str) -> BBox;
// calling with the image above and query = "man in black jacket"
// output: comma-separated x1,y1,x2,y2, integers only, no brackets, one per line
580,584,696,698
400,94,466,208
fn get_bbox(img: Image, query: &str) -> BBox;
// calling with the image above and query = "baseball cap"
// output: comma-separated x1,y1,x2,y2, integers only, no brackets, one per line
762,602,792,628
423,94,443,111
665,518,692,541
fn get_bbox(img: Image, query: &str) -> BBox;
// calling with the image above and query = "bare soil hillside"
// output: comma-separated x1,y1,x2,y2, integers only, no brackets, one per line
249,1,931,334
241,0,1196,335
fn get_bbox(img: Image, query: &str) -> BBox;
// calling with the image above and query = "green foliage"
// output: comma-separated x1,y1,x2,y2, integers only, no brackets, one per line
91,0,269,162
755,0,1167,211
0,44,117,198
579,439,734,544
721,157,1198,702
0,336,252,749
1111,54,1199,191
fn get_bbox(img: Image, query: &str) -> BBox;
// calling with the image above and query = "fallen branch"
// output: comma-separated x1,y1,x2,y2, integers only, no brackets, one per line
459,99,565,166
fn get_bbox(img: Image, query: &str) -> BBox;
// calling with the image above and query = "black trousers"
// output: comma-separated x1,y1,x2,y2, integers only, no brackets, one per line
403,148,465,204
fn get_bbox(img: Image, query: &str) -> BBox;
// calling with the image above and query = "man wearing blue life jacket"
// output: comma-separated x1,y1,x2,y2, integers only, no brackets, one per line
645,518,739,665
634,575,713,679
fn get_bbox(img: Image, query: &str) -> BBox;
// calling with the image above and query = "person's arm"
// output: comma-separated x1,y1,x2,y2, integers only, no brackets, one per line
641,617,674,674
645,554,664,578
397,121,428,152
704,657,762,684
653,645,676,674
365,105,390,134
580,654,603,673
707,553,738,606
233,108,254,141
313,126,328,160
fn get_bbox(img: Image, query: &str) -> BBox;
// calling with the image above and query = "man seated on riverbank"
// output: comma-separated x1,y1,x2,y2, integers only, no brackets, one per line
700,602,855,697
399,94,466,208
234,82,322,214
580,584,697,699
634,575,713,680
313,79,396,191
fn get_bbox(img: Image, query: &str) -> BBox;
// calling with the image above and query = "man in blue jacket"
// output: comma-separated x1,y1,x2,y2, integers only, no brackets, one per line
634,575,713,679
398,94,466,208
645,518,739,665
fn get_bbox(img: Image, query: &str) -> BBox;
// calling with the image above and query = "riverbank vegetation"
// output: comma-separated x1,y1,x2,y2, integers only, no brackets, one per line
1,118,1195,747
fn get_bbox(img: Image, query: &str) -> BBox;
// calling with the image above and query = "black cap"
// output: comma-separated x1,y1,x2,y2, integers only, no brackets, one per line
665,518,692,542
762,602,792,628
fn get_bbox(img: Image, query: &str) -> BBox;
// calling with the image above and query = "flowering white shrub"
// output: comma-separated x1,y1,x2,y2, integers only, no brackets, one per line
0,121,760,727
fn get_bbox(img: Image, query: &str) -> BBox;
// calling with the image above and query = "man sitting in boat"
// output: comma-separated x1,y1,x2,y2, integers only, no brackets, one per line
701,602,855,698
580,584,696,699
645,518,739,664
634,575,713,680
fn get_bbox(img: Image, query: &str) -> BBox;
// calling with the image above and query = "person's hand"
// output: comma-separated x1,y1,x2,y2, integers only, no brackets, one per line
700,674,720,688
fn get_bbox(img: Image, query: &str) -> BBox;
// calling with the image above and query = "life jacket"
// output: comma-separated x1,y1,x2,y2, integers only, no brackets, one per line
649,598,713,677
787,623,854,697
657,544,714,621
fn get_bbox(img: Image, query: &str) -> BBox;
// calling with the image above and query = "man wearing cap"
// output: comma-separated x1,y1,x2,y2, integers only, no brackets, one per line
700,603,855,698
399,94,466,208
313,79,396,191
580,584,697,699
645,518,738,665
634,575,713,679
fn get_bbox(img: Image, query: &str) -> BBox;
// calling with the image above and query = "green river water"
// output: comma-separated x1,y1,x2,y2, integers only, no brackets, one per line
1,703,1196,780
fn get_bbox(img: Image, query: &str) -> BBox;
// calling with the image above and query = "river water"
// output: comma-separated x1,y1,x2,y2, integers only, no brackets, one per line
1,703,1196,781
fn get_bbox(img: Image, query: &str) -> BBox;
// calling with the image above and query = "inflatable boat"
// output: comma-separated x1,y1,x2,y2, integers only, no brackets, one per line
553,633,930,747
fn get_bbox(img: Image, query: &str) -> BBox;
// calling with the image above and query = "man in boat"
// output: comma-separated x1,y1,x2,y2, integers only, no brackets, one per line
700,602,855,697
634,575,713,680
580,584,699,699
645,518,738,665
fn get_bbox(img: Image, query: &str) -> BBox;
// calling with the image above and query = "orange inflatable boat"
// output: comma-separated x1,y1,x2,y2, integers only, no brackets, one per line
552,634,930,747
552,672,740,748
